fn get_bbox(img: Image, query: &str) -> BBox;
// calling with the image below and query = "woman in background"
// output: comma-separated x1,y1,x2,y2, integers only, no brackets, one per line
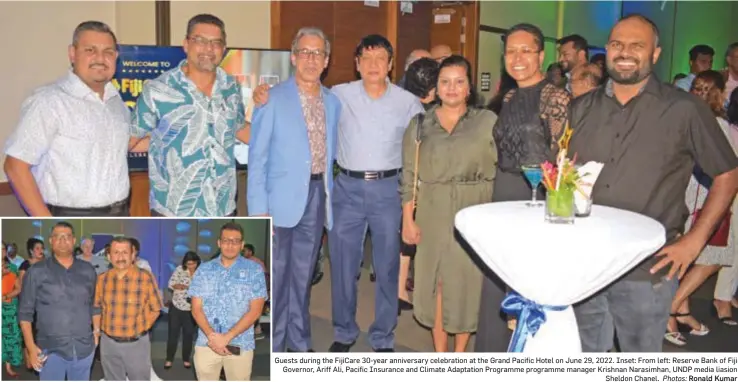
3,245,23,377
665,70,737,346
546,63,567,88
402,55,497,352
165,251,201,369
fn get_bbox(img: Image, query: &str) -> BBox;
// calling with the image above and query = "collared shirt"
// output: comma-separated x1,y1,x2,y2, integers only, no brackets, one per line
569,75,738,281
132,60,246,217
298,88,327,174
188,256,267,351
76,254,109,276
674,72,696,91
333,79,424,171
94,266,162,338
4,71,130,208
17,256,99,360
168,266,194,311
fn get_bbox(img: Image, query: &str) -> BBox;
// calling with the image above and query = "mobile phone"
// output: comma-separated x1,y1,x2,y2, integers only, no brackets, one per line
226,345,241,355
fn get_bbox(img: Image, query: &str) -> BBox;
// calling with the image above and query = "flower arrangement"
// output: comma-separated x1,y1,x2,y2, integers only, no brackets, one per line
540,124,586,221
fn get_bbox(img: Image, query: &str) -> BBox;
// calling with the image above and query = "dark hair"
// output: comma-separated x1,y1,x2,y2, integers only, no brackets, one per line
244,244,255,254
109,237,133,251
436,55,478,107
726,42,738,61
590,53,606,64
403,58,439,99
72,21,118,48
187,14,226,42
546,63,567,88
2,241,6,251
26,238,44,256
558,34,589,57
51,221,74,235
182,251,201,270
487,70,518,115
128,237,140,253
691,70,726,117
689,44,715,61
615,14,660,47
673,73,687,82
505,23,544,52
354,34,394,62
727,88,738,126
219,222,244,240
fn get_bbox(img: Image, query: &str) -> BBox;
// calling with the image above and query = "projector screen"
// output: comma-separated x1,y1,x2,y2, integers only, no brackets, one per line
224,50,293,168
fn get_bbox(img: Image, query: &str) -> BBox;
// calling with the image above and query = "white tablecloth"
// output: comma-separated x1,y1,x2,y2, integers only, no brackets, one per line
455,201,666,353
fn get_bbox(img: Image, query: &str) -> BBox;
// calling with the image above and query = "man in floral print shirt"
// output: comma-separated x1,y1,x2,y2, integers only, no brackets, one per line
131,14,249,217
189,222,266,380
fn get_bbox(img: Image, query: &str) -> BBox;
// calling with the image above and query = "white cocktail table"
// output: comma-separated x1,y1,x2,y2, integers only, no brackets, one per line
455,201,665,353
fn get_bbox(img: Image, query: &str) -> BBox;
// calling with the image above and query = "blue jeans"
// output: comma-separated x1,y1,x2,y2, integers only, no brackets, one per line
39,349,94,381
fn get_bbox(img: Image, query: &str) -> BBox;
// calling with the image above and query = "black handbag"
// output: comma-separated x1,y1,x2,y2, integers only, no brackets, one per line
401,113,425,257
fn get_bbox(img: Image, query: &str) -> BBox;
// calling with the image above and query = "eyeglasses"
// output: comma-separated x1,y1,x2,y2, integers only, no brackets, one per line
505,47,540,56
52,234,74,241
294,49,326,60
189,36,225,49
219,238,243,246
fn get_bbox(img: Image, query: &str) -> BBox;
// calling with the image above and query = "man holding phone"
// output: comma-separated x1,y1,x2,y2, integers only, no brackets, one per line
189,222,267,381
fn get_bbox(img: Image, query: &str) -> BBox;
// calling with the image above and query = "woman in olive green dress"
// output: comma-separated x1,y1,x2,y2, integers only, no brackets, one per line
3,246,23,377
401,55,497,352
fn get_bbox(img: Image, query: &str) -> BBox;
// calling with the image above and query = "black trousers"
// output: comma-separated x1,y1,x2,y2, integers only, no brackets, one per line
166,305,196,362
48,198,129,217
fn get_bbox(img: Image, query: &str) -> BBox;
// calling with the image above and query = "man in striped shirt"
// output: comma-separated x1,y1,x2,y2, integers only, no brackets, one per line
93,237,162,381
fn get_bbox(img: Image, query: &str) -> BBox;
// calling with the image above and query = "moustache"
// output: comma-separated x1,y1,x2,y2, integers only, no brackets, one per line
89,63,108,69
614,57,639,64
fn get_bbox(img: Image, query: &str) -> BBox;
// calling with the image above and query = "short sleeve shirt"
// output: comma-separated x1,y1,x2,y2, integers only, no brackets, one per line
188,256,267,351
131,60,246,217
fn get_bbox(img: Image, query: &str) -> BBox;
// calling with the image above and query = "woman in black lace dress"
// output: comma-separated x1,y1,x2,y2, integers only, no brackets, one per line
475,23,571,352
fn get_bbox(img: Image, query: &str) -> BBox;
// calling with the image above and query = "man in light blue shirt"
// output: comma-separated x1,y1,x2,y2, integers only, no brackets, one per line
674,44,714,91
189,222,266,381
328,35,423,353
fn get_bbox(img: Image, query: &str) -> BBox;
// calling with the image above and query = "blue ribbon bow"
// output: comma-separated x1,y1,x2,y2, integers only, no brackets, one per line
501,292,567,352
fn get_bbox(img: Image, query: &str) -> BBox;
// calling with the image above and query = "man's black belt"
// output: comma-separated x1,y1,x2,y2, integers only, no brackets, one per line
310,173,324,180
339,167,401,180
47,198,128,216
106,330,149,343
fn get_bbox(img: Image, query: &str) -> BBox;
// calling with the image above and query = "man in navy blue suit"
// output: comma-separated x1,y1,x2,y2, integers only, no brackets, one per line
248,27,341,353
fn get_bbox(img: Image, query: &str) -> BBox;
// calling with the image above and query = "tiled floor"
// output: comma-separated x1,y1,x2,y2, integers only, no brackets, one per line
306,255,738,353
1,315,271,381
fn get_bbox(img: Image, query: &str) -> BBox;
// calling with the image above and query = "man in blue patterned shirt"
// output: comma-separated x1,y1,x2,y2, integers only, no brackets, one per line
131,14,249,217
189,222,266,381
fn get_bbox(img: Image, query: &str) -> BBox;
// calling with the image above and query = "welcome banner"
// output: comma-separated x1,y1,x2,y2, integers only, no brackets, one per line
114,45,293,168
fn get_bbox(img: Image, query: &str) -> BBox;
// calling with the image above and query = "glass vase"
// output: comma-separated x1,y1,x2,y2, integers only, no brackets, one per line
545,188,575,224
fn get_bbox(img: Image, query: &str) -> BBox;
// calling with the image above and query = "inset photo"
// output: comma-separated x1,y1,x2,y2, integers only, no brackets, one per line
0,218,271,381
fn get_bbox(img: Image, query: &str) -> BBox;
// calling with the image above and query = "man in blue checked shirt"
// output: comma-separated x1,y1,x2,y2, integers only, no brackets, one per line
189,222,267,381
